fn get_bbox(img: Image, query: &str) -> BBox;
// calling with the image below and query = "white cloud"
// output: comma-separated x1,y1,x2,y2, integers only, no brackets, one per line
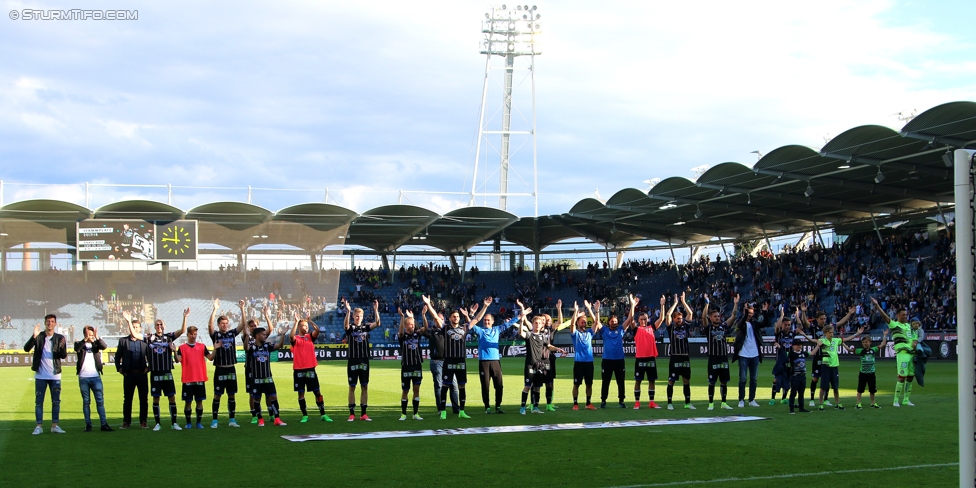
0,0,972,217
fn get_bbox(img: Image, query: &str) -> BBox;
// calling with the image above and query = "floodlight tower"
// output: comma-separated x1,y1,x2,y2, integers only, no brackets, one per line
468,4,542,216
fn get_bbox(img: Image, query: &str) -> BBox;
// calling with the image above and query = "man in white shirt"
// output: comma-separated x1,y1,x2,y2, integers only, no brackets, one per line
75,326,113,432
732,302,763,408
24,314,68,434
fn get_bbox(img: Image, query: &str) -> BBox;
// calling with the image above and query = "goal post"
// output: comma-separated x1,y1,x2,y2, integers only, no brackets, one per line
954,148,975,488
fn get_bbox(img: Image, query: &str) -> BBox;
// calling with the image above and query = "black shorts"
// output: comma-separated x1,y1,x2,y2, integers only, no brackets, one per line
634,357,658,382
546,356,557,382
150,372,176,397
811,358,823,379
524,363,548,388
293,368,321,393
181,382,207,402
250,378,277,398
820,365,839,390
442,359,468,386
668,355,692,382
401,364,423,391
706,357,730,384
213,366,238,395
573,362,594,386
347,360,370,387
857,372,877,394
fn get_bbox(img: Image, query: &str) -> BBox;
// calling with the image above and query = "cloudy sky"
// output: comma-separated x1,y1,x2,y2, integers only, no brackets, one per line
1,0,974,217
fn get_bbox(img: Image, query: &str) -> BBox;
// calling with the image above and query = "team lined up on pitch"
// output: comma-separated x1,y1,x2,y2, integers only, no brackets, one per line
25,292,924,433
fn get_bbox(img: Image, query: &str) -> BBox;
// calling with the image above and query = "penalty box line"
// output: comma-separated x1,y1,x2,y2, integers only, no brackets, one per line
281,415,767,442
606,462,960,488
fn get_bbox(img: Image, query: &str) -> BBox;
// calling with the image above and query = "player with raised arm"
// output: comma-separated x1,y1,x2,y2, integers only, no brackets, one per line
420,297,460,416
663,292,695,410
628,294,659,409
518,310,567,414
464,296,514,414
571,301,596,410
244,317,288,426
702,294,735,411
344,298,381,421
396,307,426,420
434,298,472,420
543,301,574,411
768,305,792,406
798,303,854,407
855,328,889,409
815,324,866,411
208,299,247,428
176,326,213,429
291,308,331,423
871,298,918,407
595,302,627,409
145,308,188,431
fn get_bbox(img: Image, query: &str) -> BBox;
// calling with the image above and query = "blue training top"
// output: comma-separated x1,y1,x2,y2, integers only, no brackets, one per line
601,327,625,360
472,314,520,361
572,329,594,362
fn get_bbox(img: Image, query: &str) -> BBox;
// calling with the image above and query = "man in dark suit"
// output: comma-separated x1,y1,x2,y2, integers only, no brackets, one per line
116,311,149,428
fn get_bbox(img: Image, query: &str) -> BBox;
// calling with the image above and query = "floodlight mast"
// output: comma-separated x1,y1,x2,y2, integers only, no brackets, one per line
468,4,542,217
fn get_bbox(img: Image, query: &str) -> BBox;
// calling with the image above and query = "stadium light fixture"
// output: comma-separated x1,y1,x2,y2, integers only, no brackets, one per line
943,151,954,167
838,157,852,169
480,4,543,57
874,169,885,184
694,207,703,219
804,184,814,198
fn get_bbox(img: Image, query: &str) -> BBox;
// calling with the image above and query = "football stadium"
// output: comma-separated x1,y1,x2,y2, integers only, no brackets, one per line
2,3,975,488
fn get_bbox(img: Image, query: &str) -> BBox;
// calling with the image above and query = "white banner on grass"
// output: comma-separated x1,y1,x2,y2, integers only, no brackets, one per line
282,416,767,442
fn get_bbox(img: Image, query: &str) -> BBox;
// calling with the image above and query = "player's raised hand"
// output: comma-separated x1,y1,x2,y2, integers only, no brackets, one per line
593,300,601,310
239,299,246,310
659,295,666,307
33,323,41,336
405,309,414,319
122,310,132,322
733,294,740,305
483,296,493,307
183,308,191,318
212,299,220,310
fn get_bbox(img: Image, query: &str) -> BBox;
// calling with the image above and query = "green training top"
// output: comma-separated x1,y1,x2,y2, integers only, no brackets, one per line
855,346,879,374
821,337,842,367
888,320,914,354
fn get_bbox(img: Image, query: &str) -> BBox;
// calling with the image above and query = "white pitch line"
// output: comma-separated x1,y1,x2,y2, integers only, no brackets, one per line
605,462,960,488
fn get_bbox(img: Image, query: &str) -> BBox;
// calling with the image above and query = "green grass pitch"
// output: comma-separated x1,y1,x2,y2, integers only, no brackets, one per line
0,358,959,487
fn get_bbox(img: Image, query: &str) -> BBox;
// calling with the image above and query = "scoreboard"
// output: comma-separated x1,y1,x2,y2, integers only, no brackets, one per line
76,219,197,261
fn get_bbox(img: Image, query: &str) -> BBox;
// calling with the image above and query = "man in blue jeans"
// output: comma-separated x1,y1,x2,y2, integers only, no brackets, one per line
732,301,763,408
25,314,68,434
75,326,113,432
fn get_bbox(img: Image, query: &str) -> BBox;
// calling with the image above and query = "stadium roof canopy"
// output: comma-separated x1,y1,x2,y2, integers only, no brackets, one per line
0,101,973,256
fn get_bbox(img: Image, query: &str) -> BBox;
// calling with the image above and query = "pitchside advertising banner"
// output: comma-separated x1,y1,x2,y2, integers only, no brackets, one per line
76,219,198,261
0,335,957,366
